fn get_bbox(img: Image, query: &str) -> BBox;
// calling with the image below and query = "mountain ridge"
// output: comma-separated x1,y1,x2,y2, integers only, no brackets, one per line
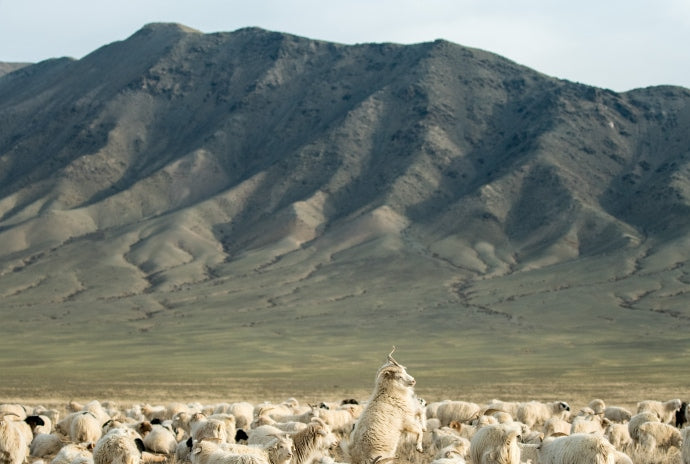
1,24,690,392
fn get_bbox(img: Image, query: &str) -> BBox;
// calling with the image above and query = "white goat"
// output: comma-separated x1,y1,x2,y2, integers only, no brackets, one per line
143,423,177,454
176,438,195,464
570,413,609,435
636,421,682,453
0,405,27,420
93,427,145,464
603,406,632,423
253,406,316,427
33,407,61,426
317,404,360,434
140,405,168,423
680,427,690,464
345,348,424,464
247,426,292,448
290,417,338,464
223,434,294,464
588,399,606,415
516,401,570,429
426,402,445,420
51,443,95,464
6,415,33,447
486,411,513,424
628,411,660,444
430,447,466,464
436,401,481,427
70,411,102,444
214,403,254,431
537,433,616,464
24,414,52,437
0,415,28,464
430,427,466,451
266,422,307,433
605,423,632,451
81,401,112,426
253,400,305,423
543,416,570,437
636,399,682,424
468,424,520,464
434,441,471,461
191,440,268,464
50,443,93,464
102,419,153,440
192,414,228,444
173,411,195,438
518,442,540,464
483,400,521,419
612,450,633,464
30,433,65,458
208,414,237,444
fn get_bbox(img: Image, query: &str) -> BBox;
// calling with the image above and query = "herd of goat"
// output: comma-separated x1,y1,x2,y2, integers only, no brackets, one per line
1,349,689,464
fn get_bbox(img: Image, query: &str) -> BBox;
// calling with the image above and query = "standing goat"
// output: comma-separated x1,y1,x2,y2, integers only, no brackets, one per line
345,348,424,464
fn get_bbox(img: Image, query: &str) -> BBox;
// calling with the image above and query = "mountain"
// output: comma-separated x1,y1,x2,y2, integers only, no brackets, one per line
0,62,30,78
2,23,690,397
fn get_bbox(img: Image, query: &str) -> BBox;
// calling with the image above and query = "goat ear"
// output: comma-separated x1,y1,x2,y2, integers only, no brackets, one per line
235,429,249,442
381,367,395,378
135,438,145,453
312,417,327,427
25,415,45,427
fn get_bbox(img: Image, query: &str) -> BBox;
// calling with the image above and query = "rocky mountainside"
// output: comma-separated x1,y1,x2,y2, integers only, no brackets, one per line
2,23,690,391
0,62,30,77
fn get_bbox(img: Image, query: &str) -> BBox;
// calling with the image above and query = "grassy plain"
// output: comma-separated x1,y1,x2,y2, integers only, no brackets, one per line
2,219,689,412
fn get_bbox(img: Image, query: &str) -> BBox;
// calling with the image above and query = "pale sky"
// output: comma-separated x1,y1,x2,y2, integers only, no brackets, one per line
1,0,689,92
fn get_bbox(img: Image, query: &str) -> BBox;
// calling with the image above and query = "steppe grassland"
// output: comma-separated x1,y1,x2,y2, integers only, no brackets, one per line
2,361,685,417
3,215,689,417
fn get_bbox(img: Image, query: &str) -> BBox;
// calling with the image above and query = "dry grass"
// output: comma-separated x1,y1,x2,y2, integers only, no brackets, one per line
627,447,682,464
2,368,687,413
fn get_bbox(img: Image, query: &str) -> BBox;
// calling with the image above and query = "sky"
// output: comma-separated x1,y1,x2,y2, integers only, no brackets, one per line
1,0,689,92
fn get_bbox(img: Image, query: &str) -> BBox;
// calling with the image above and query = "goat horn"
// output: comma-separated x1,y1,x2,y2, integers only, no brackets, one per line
387,346,400,366
372,457,396,464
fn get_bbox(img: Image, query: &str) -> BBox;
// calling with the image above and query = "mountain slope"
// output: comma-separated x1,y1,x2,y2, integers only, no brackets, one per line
1,23,690,395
